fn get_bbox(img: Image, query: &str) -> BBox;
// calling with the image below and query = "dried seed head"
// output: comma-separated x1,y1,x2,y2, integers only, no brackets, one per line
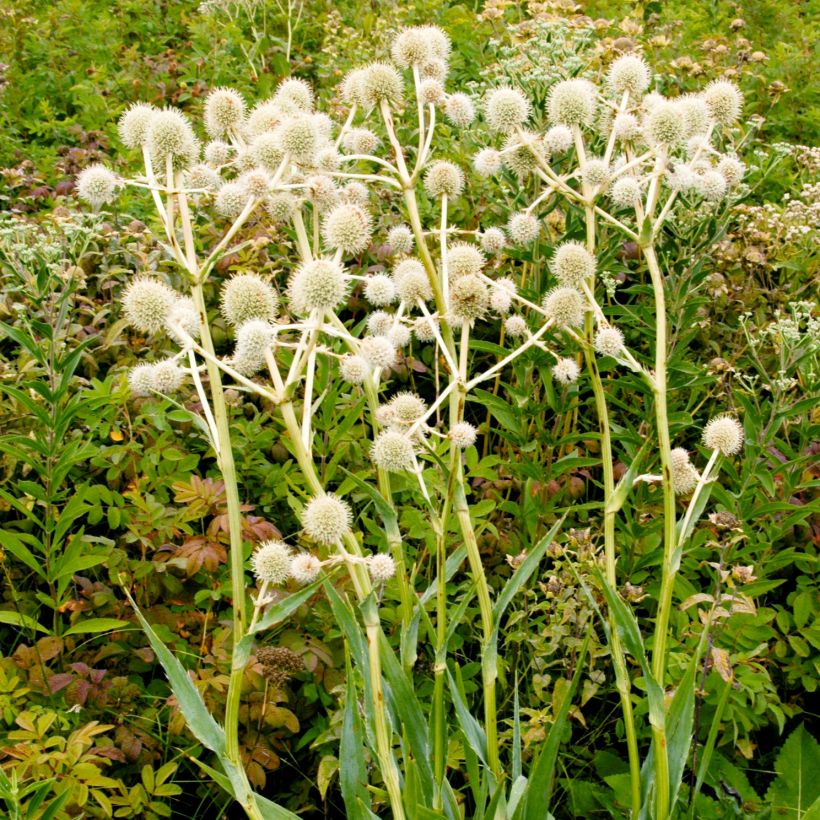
303,495,352,544
220,273,278,327
702,415,744,455
252,540,292,584
257,646,304,685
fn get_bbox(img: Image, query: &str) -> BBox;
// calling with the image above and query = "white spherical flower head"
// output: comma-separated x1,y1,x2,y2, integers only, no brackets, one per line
367,553,396,583
548,79,597,127
581,158,610,189
204,139,232,166
240,169,271,199
360,62,404,108
594,326,625,357
544,124,574,153
444,93,475,127
305,174,339,210
424,161,464,198
504,315,528,338
543,287,585,327
391,27,432,68
250,133,285,171
151,359,186,394
276,115,318,162
703,80,743,125
703,415,744,455
367,310,393,337
252,540,292,585
204,87,246,138
450,421,477,449
389,391,426,424
421,57,448,82
371,430,415,472
341,181,368,206
360,335,397,369
387,224,414,255
420,25,451,60
147,108,198,166
340,354,370,385
671,447,699,495
167,297,200,345
507,212,539,245
214,182,249,219
485,87,530,134
303,494,352,545
552,357,580,385
394,259,432,304
185,163,221,192
447,242,484,278
480,227,506,255
245,100,281,137
364,274,398,306
287,258,348,315
552,241,596,287
606,54,651,97
667,162,697,192
388,324,411,349
413,315,439,343
123,277,176,334
76,164,120,208
677,94,712,138
647,102,685,147
220,273,278,327
697,170,728,202
449,274,489,322
473,148,503,177
273,78,314,113
233,320,276,375
501,133,539,178
717,156,745,188
490,278,516,314
419,78,445,105
118,103,157,149
128,363,156,397
289,553,322,585
322,203,372,255
612,113,641,142
343,128,380,155
341,69,369,107
610,176,642,207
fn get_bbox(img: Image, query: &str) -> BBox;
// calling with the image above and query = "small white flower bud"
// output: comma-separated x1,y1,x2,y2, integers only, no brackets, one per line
394,259,432,303
367,311,394,337
504,315,528,337
606,54,651,97
544,124,574,153
128,363,156,397
371,430,415,472
413,315,438,343
340,354,371,385
610,176,642,207
703,80,743,125
612,113,641,142
507,212,539,245
290,553,322,584
444,93,475,127
671,448,699,495
447,242,484,278
204,140,232,166
364,274,398,306
118,103,157,149
552,357,580,384
480,227,506,254
215,182,249,219
322,203,372,254
548,79,597,127
594,326,625,357
647,102,685,147
450,422,477,448
552,241,596,287
473,148,503,177
449,274,489,322
360,335,397,369
151,359,186,394
233,320,276,375
273,78,314,113
366,553,396,582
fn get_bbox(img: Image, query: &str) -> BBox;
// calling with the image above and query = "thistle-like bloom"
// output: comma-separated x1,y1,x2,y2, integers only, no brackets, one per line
696,170,728,202
122,277,176,334
388,324,411,349
387,225,414,255
151,359,186,394
214,182,249,219
233,320,276,375
367,553,396,582
322,203,372,254
360,335,397,369
507,212,539,245
273,78,314,113
394,259,432,303
250,133,285,171
303,494,352,545
489,278,515,314
76,164,120,208
594,326,625,357
480,227,506,254
610,176,641,207
371,430,415,472
581,158,610,189
391,27,432,68
717,156,745,188
289,553,322,585
252,540,292,585
287,258,348,315
703,80,743,125
444,93,475,127
677,94,712,138
449,274,489,322
246,100,282,137
204,139,232,166
240,169,271,199
367,311,393,337
118,103,157,149
548,79,597,127
552,241,595,287
340,354,371,385
419,78,445,105
473,148,503,177
167,297,200,345
389,392,426,424
147,108,198,167
359,62,404,107
413,315,439,343
647,102,685,147
544,124,573,153
504,315,527,338
543,287,585,327
606,54,651,97
128,363,156,397
671,448,699,495
552,357,580,384
447,242,484,278
612,113,641,142
501,133,539,178
424,160,464,198
220,273,278,327
185,163,221,192
275,115,318,162
364,274,398,306
484,87,530,134
204,87,246,138
450,421,477,449
267,192,296,222
343,128,380,155
702,415,744,455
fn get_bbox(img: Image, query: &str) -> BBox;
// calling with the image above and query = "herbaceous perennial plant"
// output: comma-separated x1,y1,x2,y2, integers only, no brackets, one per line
78,26,749,819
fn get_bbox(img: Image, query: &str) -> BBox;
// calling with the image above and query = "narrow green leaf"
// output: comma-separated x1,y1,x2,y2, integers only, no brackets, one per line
0,610,50,634
64,618,131,636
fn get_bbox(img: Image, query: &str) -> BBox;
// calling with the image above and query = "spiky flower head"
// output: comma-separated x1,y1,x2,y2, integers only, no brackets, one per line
287,258,348,315
185,163,221,192
273,78,314,113
76,164,120,208
421,57,448,82
240,169,271,199
552,241,596,287
366,553,396,583
485,87,530,134
371,430,415,472
276,115,318,162
391,27,432,68
246,100,282,137
250,132,285,171
697,170,728,202
677,94,712,138
450,422,477,448
128,363,156,397
581,158,610,189
419,78,445,105
612,113,641,142
544,124,573,153
147,108,198,166
394,259,432,303
364,274,398,306
424,161,464,198
122,277,176,334
413,315,438,343
504,315,528,338
360,62,404,107
343,128,380,155
480,227,506,254
671,448,699,495
447,242,484,278
233,320,276,375
220,273,278,327
501,133,539,178
303,494,352,544
444,93,475,127
389,391,426,424
473,148,503,177
251,540,292,584
507,212,539,245
543,287,585,327
703,80,743,125
647,102,685,147
606,54,651,97
204,87,246,138
215,182,249,219
449,274,489,322
702,415,744,455
360,335,397,369
548,79,597,127
340,354,370,384
305,174,339,210
490,278,515,314
118,103,157,149
151,359,186,394
717,156,745,188
388,324,411,348
204,139,232,166
341,69,368,107
289,553,322,584
420,25,451,59
341,181,368,206
552,357,580,384
322,203,372,254
387,225,414,255
367,310,393,337
267,192,296,222
594,326,625,357
167,297,200,345
610,176,641,207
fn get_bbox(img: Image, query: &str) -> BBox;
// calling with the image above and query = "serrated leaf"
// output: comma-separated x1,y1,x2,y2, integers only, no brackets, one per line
765,724,820,818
